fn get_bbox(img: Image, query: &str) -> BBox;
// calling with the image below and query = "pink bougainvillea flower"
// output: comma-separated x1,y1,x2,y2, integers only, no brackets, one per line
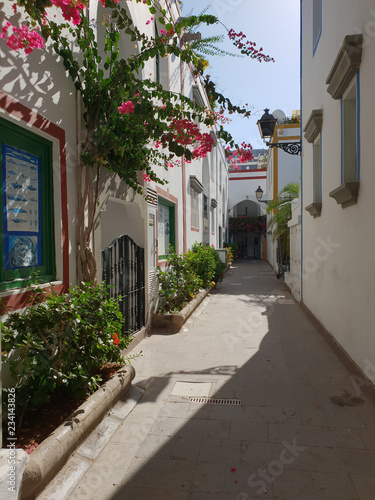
50,0,86,26
143,173,151,182
99,0,119,6
111,333,120,346
0,22,45,55
118,101,135,114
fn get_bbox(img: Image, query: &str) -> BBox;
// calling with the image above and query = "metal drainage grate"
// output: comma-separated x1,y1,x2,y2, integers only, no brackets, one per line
189,397,241,405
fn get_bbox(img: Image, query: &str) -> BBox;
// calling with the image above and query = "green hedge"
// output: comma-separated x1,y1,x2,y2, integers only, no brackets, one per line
157,244,226,313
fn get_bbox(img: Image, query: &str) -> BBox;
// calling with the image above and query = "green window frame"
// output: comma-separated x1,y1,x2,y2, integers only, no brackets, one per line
0,117,55,292
157,197,175,260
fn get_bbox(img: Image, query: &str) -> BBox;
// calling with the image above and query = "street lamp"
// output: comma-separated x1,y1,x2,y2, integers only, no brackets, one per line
255,186,264,201
257,108,302,156
255,186,272,204
257,109,277,140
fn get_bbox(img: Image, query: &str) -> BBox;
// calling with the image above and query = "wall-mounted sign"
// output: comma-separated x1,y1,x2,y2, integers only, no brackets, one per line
3,144,42,269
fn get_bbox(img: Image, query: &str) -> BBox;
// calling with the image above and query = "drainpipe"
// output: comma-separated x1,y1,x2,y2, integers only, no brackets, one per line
180,41,187,253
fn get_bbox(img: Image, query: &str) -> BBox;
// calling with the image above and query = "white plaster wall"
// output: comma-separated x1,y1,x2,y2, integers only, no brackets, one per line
228,177,267,215
288,198,301,301
301,0,375,374
0,2,79,287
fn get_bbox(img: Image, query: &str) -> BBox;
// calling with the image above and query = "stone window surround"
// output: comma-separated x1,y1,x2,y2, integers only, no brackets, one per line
304,110,323,218
189,175,204,194
326,34,362,208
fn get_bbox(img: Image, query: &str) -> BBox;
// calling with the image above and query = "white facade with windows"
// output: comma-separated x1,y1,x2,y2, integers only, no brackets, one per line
301,0,375,376
0,0,229,334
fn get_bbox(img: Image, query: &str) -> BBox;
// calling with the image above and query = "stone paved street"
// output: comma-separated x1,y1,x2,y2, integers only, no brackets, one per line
39,261,375,500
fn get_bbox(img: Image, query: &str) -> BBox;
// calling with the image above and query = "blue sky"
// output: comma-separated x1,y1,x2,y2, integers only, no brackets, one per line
182,0,301,149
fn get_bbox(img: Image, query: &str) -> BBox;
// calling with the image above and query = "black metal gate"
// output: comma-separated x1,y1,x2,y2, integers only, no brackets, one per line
102,235,145,334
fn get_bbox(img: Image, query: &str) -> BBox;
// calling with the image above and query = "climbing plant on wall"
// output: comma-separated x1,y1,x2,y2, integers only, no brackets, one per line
2,0,275,280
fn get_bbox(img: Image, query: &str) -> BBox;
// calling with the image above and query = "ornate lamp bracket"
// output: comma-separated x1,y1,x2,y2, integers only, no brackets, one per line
267,141,302,156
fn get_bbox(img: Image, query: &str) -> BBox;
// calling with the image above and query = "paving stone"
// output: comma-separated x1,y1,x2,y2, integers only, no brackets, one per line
223,462,275,498
241,441,314,471
158,401,191,419
311,446,348,473
300,408,328,426
111,487,188,500
191,461,226,493
125,458,196,490
273,470,359,500
267,423,336,447
135,433,177,460
199,437,243,464
357,428,375,449
230,421,268,443
324,410,367,429
359,412,375,429
350,474,375,500
340,448,375,475
331,428,365,449
204,419,231,440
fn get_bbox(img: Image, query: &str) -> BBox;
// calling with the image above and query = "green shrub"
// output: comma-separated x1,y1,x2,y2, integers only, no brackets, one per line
224,242,238,260
157,248,203,313
189,242,226,285
1,282,132,419
157,244,226,314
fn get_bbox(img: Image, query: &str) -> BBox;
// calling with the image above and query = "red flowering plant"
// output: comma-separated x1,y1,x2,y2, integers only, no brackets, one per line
225,142,254,169
229,216,267,237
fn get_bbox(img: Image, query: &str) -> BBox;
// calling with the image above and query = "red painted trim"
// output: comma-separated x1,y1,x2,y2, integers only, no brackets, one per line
0,92,69,309
229,167,267,173
191,227,199,232
229,176,267,181
155,186,178,205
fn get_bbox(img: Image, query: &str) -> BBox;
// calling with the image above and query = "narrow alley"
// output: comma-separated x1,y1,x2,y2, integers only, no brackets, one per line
40,261,375,500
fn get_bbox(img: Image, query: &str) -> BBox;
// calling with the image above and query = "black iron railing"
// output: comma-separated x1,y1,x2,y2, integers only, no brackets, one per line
102,235,145,335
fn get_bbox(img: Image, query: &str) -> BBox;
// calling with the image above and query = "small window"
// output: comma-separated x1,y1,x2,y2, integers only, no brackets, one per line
313,134,322,203
157,198,175,259
342,76,359,183
203,195,208,219
313,0,322,55
0,118,55,291
191,187,199,230
155,21,169,89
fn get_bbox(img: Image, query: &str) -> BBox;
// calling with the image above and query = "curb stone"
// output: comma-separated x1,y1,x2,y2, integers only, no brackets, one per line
20,365,135,500
151,288,211,333
0,449,29,500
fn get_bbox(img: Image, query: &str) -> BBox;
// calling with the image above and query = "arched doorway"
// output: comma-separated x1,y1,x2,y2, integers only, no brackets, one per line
230,200,265,259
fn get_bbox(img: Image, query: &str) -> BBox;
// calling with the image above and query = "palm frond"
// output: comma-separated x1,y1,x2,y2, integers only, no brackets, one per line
266,182,299,241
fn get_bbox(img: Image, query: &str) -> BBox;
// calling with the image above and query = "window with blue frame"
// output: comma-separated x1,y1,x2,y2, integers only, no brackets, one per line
0,117,55,291
157,197,175,259
313,0,322,55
